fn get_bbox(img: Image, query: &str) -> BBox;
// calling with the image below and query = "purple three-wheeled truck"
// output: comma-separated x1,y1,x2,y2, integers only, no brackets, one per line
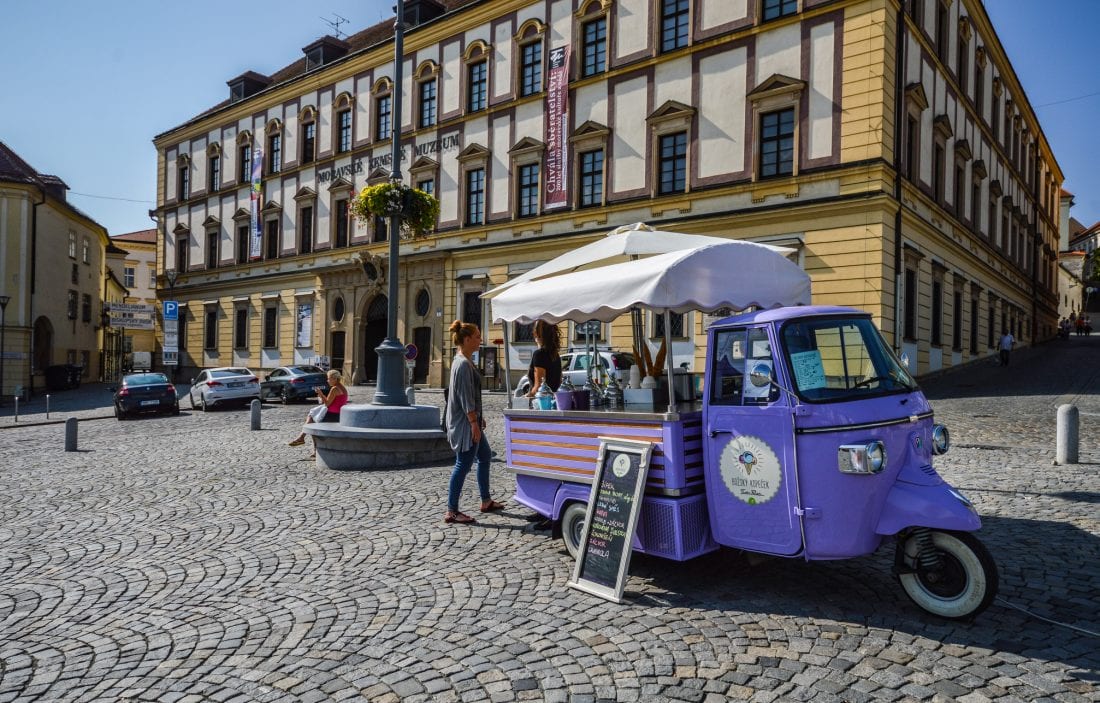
488,225,998,619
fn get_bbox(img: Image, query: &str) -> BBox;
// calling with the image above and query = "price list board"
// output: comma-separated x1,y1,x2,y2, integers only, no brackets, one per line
568,438,654,603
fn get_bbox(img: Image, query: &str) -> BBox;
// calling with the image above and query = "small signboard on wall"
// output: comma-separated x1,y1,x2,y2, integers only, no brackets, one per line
567,438,654,603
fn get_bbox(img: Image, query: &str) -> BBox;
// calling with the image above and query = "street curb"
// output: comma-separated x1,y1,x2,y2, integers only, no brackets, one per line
1,414,115,429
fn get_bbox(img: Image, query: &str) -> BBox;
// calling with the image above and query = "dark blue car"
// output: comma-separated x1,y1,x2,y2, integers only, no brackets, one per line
260,365,329,403
114,372,180,419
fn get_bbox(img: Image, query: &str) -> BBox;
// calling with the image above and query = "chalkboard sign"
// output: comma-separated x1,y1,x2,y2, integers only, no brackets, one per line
567,437,654,603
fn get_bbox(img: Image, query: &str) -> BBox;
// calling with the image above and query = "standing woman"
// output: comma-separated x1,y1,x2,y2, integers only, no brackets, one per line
444,320,505,524
288,369,348,447
525,319,563,398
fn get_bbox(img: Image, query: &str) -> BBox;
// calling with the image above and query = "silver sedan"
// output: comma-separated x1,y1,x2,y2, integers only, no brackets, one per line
188,367,261,411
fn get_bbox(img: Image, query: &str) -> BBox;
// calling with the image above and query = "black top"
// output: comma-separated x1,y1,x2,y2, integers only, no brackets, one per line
528,348,563,391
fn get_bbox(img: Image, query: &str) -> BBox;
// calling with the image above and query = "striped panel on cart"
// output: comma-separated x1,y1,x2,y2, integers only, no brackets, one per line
506,413,705,494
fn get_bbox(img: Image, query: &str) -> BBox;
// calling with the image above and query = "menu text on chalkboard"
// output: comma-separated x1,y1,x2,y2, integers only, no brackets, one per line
567,438,654,603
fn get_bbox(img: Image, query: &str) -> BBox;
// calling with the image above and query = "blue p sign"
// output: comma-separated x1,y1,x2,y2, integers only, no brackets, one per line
163,301,178,321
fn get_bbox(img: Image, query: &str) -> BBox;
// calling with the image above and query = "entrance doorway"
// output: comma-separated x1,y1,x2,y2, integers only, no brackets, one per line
362,295,388,383
33,317,53,372
330,331,346,374
413,326,431,384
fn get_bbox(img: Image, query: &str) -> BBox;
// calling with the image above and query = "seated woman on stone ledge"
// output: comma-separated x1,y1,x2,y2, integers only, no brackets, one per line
289,369,348,451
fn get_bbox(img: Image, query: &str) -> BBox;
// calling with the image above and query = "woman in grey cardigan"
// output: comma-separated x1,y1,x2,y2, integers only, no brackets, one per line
444,320,505,524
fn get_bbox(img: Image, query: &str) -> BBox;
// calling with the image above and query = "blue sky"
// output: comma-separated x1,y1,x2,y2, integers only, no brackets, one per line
1,1,1097,236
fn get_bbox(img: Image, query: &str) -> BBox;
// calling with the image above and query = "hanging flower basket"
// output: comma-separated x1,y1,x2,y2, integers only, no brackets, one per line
350,182,440,239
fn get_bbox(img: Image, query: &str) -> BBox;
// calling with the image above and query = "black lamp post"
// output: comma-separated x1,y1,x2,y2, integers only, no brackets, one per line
373,0,409,406
0,294,9,400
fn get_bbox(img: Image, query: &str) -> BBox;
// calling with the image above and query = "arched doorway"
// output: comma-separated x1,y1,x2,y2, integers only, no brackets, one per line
361,295,388,383
32,317,53,372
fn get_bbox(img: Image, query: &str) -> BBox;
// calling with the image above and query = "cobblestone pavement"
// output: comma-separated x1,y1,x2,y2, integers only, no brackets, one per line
0,339,1098,702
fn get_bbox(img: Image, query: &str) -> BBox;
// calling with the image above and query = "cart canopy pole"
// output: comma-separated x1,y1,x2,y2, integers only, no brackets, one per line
663,310,676,412
502,321,513,405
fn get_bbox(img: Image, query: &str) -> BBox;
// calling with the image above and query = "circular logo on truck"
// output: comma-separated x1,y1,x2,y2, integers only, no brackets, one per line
720,435,782,505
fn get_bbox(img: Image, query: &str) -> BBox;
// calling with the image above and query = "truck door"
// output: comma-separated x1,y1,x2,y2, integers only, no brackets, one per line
703,326,802,556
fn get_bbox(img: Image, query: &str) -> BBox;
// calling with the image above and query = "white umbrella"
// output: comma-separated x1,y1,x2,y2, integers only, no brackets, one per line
490,240,811,324
482,221,795,300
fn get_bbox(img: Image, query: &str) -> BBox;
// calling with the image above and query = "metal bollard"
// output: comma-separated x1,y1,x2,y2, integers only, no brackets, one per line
46,394,51,419
65,418,78,452
13,396,18,423
250,399,262,430
406,386,416,405
1056,404,1079,465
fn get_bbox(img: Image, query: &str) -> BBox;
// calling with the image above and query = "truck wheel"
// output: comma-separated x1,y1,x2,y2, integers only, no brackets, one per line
561,502,588,560
897,530,997,620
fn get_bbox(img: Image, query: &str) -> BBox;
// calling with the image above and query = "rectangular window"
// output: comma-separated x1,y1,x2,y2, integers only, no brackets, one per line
520,40,542,96
71,263,78,285
68,290,78,319
123,266,135,288
263,306,278,348
970,298,979,354
239,145,252,182
1001,209,1009,251
956,38,968,93
375,97,391,141
178,164,190,200
206,231,219,268
265,219,279,260
334,199,349,247
237,225,249,264
762,0,798,21
991,94,1000,141
374,215,388,243
176,237,189,271
81,294,91,324
204,308,217,350
268,134,281,174
302,122,316,163
904,268,916,340
234,308,248,349
933,143,945,201
178,315,187,351
468,61,487,112
518,163,539,217
935,0,949,63
338,110,352,152
953,163,965,215
931,279,942,346
658,132,688,194
68,231,76,258
582,17,607,77
989,197,998,244
906,116,919,180
974,61,984,120
952,290,963,351
580,149,604,207
82,237,90,264
209,155,221,191
660,0,689,52
760,108,795,178
654,311,685,339
419,80,437,128
149,268,156,288
299,206,313,254
417,179,435,197
465,168,485,225
971,181,981,229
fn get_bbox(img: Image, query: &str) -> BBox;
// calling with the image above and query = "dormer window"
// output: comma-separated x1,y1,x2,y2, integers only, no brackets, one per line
305,47,323,71
226,71,271,103
301,36,350,71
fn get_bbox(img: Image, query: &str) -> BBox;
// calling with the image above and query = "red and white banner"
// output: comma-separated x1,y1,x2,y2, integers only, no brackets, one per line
544,46,570,210
249,144,263,260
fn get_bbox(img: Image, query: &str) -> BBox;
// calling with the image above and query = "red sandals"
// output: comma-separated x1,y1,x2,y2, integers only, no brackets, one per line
480,499,506,513
444,511,476,524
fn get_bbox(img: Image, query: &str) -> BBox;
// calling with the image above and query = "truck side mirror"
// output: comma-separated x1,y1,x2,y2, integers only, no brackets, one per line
749,363,773,387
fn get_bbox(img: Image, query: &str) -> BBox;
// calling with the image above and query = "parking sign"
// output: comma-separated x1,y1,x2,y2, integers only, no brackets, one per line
163,301,178,321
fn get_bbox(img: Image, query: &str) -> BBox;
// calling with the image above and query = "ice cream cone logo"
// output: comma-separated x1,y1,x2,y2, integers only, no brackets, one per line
738,451,757,475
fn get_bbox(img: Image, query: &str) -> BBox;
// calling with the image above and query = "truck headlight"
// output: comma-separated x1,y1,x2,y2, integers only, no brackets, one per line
932,424,950,455
838,441,887,475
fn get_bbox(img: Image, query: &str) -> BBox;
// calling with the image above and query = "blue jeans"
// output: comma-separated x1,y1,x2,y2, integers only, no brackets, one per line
448,434,492,512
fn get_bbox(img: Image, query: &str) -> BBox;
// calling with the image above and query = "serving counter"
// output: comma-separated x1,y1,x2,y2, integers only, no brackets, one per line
503,401,705,497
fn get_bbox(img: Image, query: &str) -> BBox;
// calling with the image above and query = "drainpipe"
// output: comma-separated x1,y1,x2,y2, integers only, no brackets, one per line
29,184,46,397
892,2,907,352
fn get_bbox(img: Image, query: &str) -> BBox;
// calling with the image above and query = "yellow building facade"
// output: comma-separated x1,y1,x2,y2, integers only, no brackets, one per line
152,0,1061,386
1,141,114,395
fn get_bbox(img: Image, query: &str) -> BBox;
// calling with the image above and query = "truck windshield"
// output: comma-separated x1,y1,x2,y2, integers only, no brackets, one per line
780,317,916,402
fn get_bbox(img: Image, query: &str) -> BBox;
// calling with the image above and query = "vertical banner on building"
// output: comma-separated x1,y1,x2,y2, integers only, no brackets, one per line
544,46,570,210
249,144,264,260
296,301,313,348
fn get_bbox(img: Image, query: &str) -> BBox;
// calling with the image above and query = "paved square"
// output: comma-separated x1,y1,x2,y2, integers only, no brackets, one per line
0,341,1097,701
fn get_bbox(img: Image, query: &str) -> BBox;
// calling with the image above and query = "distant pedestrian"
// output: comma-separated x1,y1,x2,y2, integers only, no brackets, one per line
444,320,505,525
998,330,1015,367
1076,317,1085,336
